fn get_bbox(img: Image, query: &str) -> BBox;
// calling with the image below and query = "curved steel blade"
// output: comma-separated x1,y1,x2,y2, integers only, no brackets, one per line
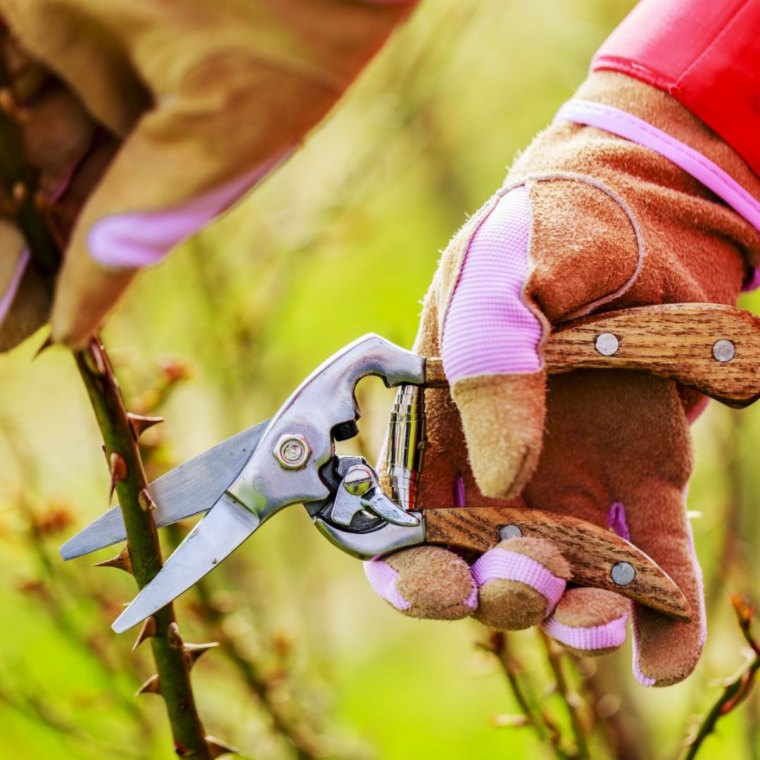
112,493,260,633
60,421,269,560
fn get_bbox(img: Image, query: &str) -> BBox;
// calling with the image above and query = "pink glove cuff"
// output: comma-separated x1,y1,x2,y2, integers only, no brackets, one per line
88,149,291,269
542,612,629,652
556,99,760,289
363,557,411,611
441,186,543,382
471,548,566,613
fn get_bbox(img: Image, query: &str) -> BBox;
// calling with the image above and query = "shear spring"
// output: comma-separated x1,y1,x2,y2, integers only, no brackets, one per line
385,384,425,511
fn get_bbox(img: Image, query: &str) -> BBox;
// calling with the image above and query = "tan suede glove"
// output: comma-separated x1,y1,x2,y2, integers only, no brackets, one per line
0,0,416,349
365,72,760,687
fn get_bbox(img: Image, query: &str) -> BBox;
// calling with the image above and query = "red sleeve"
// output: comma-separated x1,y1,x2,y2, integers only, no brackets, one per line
592,0,760,177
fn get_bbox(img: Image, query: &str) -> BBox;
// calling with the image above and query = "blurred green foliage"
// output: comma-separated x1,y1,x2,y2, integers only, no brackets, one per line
0,0,759,757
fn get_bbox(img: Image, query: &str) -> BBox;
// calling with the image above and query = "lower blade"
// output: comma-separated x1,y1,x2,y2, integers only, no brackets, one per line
60,421,268,560
112,493,260,633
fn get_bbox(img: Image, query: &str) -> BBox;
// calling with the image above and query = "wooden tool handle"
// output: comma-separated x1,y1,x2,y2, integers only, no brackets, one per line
423,507,691,621
424,303,760,407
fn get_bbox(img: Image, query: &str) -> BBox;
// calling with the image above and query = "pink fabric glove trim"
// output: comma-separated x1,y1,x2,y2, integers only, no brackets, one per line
542,611,629,652
441,187,543,381
471,548,566,613
88,149,291,268
555,99,760,290
0,247,29,324
363,558,411,611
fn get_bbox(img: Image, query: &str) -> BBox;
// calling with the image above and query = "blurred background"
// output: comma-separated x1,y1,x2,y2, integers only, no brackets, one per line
0,0,758,757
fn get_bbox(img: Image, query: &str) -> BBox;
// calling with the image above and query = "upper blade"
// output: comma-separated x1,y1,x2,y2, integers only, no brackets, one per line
112,493,260,633
60,421,269,560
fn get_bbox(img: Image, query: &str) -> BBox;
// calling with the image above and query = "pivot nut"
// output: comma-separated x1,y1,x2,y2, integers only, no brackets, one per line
274,434,311,470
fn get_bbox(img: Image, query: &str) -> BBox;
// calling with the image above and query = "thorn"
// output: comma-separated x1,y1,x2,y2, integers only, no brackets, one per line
138,487,155,512
0,87,18,116
184,642,219,667
166,621,184,649
94,545,132,574
136,674,161,696
109,452,127,500
132,616,157,651
11,181,27,205
33,332,54,359
127,412,164,439
83,339,107,376
205,736,241,758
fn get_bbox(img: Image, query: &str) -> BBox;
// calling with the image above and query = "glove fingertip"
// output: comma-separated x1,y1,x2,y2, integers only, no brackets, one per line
51,251,138,348
452,372,546,499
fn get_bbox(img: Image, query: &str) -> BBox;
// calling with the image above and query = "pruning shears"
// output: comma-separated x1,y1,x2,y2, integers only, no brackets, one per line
60,303,760,634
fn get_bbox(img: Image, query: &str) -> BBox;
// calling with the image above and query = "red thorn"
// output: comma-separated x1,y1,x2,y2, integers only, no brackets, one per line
93,545,132,574
132,616,157,651
136,674,161,696
127,412,164,439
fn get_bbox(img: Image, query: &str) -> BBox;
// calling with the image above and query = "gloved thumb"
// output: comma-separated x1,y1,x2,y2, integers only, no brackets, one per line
450,371,546,499
439,186,549,499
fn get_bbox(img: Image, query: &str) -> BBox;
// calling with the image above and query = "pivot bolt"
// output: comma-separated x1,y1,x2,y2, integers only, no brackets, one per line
343,465,374,497
611,561,635,587
274,434,311,470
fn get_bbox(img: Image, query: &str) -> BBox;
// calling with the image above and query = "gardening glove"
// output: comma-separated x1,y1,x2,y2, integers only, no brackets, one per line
0,28,115,350
0,0,417,349
366,71,760,686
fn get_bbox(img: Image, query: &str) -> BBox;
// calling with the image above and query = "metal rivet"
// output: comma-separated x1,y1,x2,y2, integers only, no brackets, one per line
712,339,736,363
273,433,311,470
611,561,635,587
499,524,522,540
595,333,620,356
343,465,374,497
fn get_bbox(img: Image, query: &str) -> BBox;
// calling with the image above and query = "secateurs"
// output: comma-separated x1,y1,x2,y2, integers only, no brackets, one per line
60,303,760,633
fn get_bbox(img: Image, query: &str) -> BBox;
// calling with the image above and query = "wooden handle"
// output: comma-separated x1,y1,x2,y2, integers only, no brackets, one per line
424,303,760,407
423,507,691,621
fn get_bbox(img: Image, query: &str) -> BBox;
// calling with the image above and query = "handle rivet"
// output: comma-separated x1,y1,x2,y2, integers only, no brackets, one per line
499,524,522,540
595,333,620,356
712,339,736,363
611,561,635,587
343,465,374,496
274,434,311,469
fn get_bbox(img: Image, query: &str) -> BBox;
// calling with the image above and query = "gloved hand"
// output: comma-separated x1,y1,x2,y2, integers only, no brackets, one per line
366,71,760,687
0,0,417,349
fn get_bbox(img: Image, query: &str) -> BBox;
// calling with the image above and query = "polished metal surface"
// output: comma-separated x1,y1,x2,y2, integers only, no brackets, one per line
112,493,261,632
385,384,425,511
227,335,425,519
342,465,373,496
314,514,427,560
60,421,269,560
273,433,311,470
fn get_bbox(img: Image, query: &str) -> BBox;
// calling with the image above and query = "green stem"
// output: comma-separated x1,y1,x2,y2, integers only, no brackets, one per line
75,338,212,760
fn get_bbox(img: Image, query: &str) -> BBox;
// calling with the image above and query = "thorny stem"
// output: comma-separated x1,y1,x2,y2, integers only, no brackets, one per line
483,630,574,759
75,341,213,759
538,631,591,759
191,571,324,760
0,52,218,756
682,595,760,759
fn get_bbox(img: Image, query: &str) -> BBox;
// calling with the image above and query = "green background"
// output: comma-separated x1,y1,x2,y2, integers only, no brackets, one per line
1,1,758,757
